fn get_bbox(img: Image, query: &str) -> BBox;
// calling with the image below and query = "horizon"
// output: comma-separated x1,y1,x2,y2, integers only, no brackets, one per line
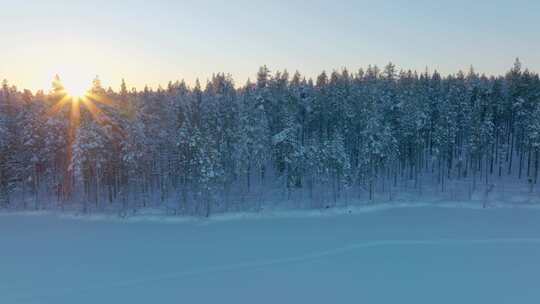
2,59,537,93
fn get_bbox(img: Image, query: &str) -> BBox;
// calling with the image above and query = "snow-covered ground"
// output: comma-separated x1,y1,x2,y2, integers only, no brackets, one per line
2,205,540,303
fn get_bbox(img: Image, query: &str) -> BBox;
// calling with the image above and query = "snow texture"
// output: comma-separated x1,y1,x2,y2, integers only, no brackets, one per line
1,205,540,303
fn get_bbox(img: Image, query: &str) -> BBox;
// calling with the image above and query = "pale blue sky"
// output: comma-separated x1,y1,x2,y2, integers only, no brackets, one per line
1,0,539,91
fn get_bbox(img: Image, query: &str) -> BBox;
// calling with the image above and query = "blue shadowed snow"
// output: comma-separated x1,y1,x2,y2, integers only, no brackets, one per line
1,207,540,303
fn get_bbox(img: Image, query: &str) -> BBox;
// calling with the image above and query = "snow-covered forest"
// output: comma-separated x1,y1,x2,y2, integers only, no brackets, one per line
1,59,539,216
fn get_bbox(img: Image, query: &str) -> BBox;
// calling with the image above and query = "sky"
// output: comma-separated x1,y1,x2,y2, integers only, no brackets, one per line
1,0,539,92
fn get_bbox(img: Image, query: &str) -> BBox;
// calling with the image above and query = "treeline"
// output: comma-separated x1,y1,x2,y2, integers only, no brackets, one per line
0,59,539,215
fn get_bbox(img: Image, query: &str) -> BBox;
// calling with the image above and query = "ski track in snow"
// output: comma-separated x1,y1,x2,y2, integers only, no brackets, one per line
8,237,540,302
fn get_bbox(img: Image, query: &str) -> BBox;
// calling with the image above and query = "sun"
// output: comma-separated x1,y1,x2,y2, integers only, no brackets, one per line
48,73,116,129
63,78,89,99
49,68,92,99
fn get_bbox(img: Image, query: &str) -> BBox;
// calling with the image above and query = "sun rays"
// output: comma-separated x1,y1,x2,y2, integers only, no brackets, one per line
46,75,117,139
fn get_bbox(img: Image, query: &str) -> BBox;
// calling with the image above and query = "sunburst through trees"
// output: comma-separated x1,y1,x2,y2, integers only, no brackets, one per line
46,75,121,204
